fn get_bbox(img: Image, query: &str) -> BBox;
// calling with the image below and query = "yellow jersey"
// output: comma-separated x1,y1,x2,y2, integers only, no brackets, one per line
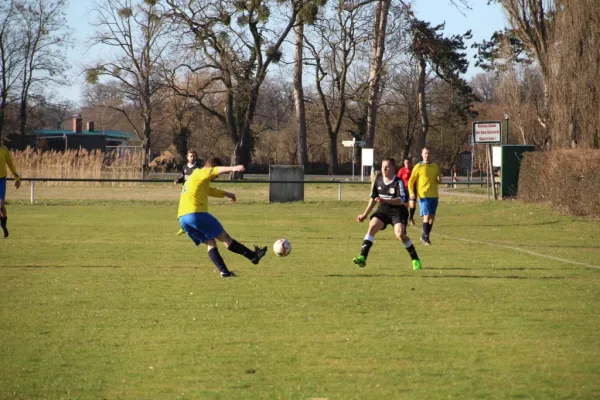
0,146,20,180
177,167,226,217
408,161,441,199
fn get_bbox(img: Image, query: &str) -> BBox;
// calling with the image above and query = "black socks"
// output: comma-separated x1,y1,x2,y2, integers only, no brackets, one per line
227,239,254,260
405,243,419,261
422,222,433,239
361,239,373,259
208,248,229,274
409,207,416,219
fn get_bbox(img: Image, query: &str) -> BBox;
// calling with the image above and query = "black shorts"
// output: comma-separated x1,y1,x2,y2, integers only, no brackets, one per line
370,208,409,230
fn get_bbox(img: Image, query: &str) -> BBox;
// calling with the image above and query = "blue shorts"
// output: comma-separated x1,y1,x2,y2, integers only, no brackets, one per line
179,212,224,246
419,197,439,216
0,178,6,201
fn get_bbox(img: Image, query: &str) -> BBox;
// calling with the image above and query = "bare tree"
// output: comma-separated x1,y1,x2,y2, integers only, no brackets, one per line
410,19,472,152
363,0,391,148
86,0,172,173
13,0,70,148
549,0,600,149
165,0,302,179
293,18,308,168
470,72,498,104
0,0,25,143
304,2,370,174
291,1,324,169
492,0,554,149
388,63,421,160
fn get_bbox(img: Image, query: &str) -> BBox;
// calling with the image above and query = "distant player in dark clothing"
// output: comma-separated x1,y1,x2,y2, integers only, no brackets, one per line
397,158,416,225
174,150,202,185
353,158,422,271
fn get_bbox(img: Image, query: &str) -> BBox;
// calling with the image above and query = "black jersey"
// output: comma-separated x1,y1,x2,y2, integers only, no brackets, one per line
370,174,408,214
176,163,202,184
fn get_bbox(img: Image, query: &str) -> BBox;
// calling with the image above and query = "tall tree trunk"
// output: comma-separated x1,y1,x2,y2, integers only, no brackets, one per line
293,19,308,169
0,98,5,145
416,54,428,153
0,69,7,143
403,126,414,160
365,0,390,148
142,110,151,178
18,99,27,149
541,74,552,150
327,133,339,175
230,86,260,180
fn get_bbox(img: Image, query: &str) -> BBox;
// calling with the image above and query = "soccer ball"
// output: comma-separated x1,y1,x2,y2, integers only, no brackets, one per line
273,238,292,257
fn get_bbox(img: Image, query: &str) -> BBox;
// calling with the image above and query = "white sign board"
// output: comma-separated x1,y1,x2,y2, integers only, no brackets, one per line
473,121,502,144
492,146,502,167
361,148,373,166
342,139,366,147
361,148,374,182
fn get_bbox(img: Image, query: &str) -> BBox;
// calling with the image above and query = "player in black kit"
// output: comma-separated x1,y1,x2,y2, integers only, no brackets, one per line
174,150,202,185
353,158,422,271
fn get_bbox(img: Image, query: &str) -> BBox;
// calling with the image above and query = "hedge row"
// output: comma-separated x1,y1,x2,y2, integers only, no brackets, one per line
518,149,600,217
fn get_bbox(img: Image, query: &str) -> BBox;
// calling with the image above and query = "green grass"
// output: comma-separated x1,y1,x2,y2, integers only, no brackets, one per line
1,189,600,399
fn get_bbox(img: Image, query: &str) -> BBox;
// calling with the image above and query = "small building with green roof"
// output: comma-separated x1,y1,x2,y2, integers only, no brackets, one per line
30,115,139,152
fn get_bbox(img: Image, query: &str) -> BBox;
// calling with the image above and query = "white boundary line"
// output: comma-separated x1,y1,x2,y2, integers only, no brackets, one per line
434,232,600,270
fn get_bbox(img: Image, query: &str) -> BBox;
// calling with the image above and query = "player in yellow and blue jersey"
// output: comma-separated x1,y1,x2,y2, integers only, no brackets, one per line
175,150,202,236
178,157,267,278
0,145,21,238
408,146,441,245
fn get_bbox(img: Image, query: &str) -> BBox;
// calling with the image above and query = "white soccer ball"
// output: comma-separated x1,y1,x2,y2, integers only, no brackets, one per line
273,238,292,257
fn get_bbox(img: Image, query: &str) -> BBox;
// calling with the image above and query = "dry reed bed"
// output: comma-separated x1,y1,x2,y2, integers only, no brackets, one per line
11,148,144,186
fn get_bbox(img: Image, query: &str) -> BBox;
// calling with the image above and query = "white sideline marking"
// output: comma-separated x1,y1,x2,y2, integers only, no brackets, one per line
435,233,600,270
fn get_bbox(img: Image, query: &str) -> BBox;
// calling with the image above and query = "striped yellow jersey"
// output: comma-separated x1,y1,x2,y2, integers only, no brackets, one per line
408,161,441,199
0,146,20,180
177,167,226,217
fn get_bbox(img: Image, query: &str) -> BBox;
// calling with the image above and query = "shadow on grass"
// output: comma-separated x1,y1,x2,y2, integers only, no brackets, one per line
326,273,567,280
326,274,401,278
420,275,566,279
9,265,124,269
525,244,600,249
444,267,553,271
460,220,560,227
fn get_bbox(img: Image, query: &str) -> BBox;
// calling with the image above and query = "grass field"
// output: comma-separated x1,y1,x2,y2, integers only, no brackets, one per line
1,185,599,399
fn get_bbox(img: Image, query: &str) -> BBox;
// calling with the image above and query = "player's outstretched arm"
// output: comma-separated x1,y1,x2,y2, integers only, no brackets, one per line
216,165,245,175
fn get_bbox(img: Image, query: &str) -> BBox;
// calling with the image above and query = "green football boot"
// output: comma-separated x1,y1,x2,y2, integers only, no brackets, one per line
352,255,367,268
176,228,186,236
412,259,422,271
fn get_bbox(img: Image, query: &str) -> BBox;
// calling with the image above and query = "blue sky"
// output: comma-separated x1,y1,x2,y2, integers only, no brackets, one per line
58,0,507,105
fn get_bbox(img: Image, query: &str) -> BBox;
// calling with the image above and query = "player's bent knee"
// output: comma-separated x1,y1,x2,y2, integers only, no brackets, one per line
217,231,232,245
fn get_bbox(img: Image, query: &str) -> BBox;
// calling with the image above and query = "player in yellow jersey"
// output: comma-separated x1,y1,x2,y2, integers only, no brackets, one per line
408,146,441,245
178,157,267,278
0,145,21,238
